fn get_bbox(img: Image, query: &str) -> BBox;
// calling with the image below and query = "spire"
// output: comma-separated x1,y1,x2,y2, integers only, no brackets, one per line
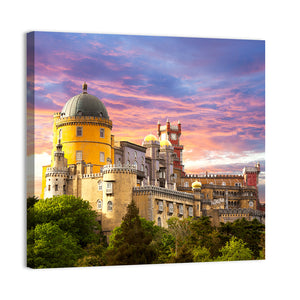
82,81,88,93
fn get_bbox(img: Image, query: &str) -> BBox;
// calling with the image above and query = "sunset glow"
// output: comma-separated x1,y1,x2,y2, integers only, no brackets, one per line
28,32,265,201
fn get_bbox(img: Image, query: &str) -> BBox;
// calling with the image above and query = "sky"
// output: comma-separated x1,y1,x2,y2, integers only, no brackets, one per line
28,31,265,201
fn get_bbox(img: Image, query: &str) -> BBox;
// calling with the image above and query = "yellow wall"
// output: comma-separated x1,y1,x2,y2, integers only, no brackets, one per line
40,165,50,199
51,115,113,173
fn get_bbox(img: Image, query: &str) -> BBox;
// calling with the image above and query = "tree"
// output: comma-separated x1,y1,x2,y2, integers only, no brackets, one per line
27,195,103,268
217,237,254,261
167,217,192,258
76,243,107,267
106,200,156,265
27,195,100,247
219,218,265,258
27,223,82,268
192,246,211,262
151,227,175,264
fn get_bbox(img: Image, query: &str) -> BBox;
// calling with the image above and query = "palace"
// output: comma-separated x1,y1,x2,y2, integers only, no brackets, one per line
41,83,264,235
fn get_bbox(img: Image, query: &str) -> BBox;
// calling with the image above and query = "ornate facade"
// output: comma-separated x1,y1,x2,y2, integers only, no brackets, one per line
41,83,264,236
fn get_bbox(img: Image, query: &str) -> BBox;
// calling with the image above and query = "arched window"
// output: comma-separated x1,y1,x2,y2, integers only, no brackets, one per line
100,152,105,162
117,158,122,166
133,161,137,169
97,199,102,209
58,129,62,144
98,180,102,191
157,217,161,227
107,201,113,211
141,164,144,172
100,128,105,138
184,182,189,187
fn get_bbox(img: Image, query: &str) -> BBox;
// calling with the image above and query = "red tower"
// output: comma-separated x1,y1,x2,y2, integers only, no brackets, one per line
157,119,185,175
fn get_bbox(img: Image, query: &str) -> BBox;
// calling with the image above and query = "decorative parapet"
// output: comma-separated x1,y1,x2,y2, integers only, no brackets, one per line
218,208,265,217
82,173,102,178
103,164,137,175
133,185,194,201
56,115,113,129
185,173,243,178
45,167,69,177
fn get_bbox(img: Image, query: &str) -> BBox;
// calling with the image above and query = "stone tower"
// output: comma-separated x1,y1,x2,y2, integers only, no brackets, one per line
157,119,184,175
100,164,137,235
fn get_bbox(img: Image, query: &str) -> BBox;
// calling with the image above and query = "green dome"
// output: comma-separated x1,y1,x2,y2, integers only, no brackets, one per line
61,83,109,118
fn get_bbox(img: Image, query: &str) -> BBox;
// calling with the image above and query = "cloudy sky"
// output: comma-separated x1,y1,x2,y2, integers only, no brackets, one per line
28,31,265,201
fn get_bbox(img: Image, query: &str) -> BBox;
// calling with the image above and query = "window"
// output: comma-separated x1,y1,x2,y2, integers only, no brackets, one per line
58,129,62,143
100,152,105,162
76,126,83,137
141,164,144,172
48,185,51,191
98,180,102,191
100,128,105,138
133,161,137,169
188,207,193,217
222,182,226,186
184,182,189,187
117,158,122,166
157,217,162,227
107,201,113,211
158,201,163,212
55,184,58,191
97,199,102,210
63,185,66,193
76,151,82,161
178,204,184,215
106,182,113,194
169,203,174,214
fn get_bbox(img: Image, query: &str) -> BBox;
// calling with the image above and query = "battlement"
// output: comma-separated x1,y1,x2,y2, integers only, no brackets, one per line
103,164,137,175
218,208,264,216
133,185,194,200
45,167,68,175
56,115,113,129
185,173,243,178
82,173,102,179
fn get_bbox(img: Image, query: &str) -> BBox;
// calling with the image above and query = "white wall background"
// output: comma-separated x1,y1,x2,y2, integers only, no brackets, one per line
1,1,300,299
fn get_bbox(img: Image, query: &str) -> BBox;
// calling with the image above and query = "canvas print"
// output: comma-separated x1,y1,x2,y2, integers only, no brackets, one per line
27,32,265,268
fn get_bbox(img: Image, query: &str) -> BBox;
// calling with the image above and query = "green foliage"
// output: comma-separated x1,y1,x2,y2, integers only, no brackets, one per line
27,196,39,210
219,218,265,258
27,195,103,268
26,196,265,267
76,243,107,267
217,237,254,261
27,195,100,247
27,223,82,268
151,227,175,264
106,200,156,265
192,246,211,262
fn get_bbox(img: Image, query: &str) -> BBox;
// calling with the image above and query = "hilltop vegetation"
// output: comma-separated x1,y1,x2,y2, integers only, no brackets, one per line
27,196,265,268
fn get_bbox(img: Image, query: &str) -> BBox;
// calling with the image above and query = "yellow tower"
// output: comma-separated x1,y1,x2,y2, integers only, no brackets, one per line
41,83,114,198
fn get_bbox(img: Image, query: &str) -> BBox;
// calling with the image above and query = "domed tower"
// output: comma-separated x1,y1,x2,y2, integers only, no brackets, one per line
51,83,114,173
